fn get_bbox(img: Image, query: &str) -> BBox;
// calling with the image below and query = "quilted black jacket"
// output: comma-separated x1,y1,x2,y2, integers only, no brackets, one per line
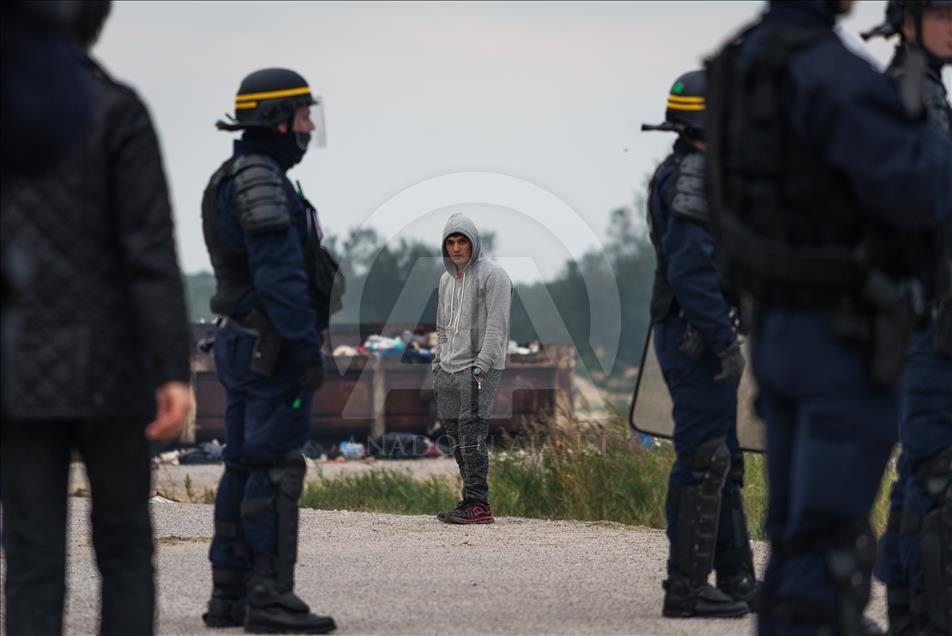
0,55,190,419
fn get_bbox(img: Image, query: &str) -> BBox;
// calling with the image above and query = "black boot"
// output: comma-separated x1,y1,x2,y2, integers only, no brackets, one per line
245,576,336,634
715,452,760,610
203,568,248,628
664,439,748,618
242,452,336,634
662,577,750,618
884,586,915,636
717,571,760,610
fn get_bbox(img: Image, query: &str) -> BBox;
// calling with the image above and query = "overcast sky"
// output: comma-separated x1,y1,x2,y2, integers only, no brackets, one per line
94,1,949,283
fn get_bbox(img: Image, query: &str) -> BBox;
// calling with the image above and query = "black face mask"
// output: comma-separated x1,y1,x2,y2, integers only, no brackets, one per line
242,129,308,170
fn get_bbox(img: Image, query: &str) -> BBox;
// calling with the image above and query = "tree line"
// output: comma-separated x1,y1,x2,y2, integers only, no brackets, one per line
185,201,656,378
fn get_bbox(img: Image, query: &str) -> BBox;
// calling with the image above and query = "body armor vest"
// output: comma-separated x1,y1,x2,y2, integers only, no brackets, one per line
202,157,254,317
201,155,344,320
647,154,680,322
648,150,737,323
707,26,932,308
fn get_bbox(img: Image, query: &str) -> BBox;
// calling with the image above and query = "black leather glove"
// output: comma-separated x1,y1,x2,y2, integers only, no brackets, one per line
713,341,745,383
301,359,325,392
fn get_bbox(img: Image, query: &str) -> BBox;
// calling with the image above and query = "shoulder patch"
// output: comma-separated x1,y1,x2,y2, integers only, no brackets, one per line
670,152,708,225
229,154,290,235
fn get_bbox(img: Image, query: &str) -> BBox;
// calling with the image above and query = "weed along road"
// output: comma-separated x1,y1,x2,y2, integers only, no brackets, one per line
5,498,889,635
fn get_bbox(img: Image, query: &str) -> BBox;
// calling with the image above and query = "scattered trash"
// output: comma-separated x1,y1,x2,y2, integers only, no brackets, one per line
332,345,360,357
331,331,541,363
149,494,177,504
368,432,442,460
508,339,541,356
154,440,224,466
338,441,367,459
179,440,224,465
156,450,181,465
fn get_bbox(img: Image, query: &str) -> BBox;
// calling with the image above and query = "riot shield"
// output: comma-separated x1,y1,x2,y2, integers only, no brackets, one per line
628,328,765,453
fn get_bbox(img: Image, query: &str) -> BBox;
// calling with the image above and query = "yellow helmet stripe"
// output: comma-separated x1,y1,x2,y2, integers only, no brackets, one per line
667,102,705,111
667,94,705,104
235,101,258,109
235,86,311,102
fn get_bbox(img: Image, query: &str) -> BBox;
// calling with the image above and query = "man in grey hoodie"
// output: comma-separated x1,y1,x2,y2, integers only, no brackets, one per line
433,213,512,524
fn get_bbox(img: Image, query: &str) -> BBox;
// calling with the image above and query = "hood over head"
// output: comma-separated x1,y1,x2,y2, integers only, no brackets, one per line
441,213,482,274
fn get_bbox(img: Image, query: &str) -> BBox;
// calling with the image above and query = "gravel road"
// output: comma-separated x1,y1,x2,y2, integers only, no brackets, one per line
1,497,888,635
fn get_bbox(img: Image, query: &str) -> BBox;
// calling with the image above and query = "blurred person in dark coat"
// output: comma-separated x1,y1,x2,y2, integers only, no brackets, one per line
0,2,191,635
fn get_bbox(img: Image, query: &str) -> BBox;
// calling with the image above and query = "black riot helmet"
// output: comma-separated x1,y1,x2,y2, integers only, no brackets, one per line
216,68,326,145
641,70,707,140
861,0,952,64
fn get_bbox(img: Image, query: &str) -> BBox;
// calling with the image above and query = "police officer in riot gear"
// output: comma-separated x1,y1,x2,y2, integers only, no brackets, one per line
865,3,952,634
706,1,952,634
200,68,336,634
642,69,756,620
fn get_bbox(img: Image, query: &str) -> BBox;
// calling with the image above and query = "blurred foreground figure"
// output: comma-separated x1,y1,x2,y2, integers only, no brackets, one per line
706,0,952,634
641,69,755,620
0,2,192,635
201,68,337,634
864,2,952,635
1,0,93,418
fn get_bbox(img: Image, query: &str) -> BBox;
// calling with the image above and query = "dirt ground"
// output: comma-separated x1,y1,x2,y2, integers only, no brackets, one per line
0,497,890,635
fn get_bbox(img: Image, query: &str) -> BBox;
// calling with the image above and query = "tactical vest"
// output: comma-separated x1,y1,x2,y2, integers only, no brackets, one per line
201,156,253,317
647,149,737,323
201,155,345,320
647,154,679,322
707,25,933,309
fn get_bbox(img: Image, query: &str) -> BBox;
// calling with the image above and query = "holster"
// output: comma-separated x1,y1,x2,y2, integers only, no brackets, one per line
861,272,923,388
245,310,281,377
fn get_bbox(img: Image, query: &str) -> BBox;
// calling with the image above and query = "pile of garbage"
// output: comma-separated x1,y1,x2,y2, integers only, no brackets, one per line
331,330,435,362
332,331,542,362
154,433,446,466
154,440,223,466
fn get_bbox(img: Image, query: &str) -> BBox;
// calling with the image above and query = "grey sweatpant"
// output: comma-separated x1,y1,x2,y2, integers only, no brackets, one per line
433,367,502,503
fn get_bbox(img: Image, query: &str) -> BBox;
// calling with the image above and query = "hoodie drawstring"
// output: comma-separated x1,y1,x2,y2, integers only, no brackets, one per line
452,271,465,334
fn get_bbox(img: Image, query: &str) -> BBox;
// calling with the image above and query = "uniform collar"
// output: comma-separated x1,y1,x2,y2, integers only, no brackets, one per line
765,0,837,29
673,138,701,156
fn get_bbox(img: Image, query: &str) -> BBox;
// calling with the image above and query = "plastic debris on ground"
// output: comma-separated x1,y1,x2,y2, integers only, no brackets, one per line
507,339,541,356
338,441,367,460
179,440,224,465
368,432,443,460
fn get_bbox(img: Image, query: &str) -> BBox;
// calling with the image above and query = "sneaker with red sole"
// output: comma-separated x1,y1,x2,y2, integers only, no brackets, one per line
438,500,494,524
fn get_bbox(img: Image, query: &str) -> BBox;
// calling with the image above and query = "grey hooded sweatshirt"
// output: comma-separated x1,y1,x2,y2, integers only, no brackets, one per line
433,213,512,374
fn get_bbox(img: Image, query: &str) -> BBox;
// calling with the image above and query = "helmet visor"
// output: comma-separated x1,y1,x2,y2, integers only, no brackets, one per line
306,97,327,148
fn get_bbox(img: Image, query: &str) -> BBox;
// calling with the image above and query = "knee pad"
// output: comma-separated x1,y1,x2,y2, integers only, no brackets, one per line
670,437,730,582
914,446,952,633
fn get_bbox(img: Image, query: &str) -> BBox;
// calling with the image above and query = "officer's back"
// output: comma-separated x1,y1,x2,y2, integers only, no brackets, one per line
705,1,952,635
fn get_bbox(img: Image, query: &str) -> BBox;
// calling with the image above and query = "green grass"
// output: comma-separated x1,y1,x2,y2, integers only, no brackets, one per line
298,410,896,540
300,469,459,515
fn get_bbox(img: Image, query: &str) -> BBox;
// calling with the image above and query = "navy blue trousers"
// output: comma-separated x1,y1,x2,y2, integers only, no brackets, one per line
876,322,952,594
209,323,312,572
654,315,745,579
752,309,898,636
